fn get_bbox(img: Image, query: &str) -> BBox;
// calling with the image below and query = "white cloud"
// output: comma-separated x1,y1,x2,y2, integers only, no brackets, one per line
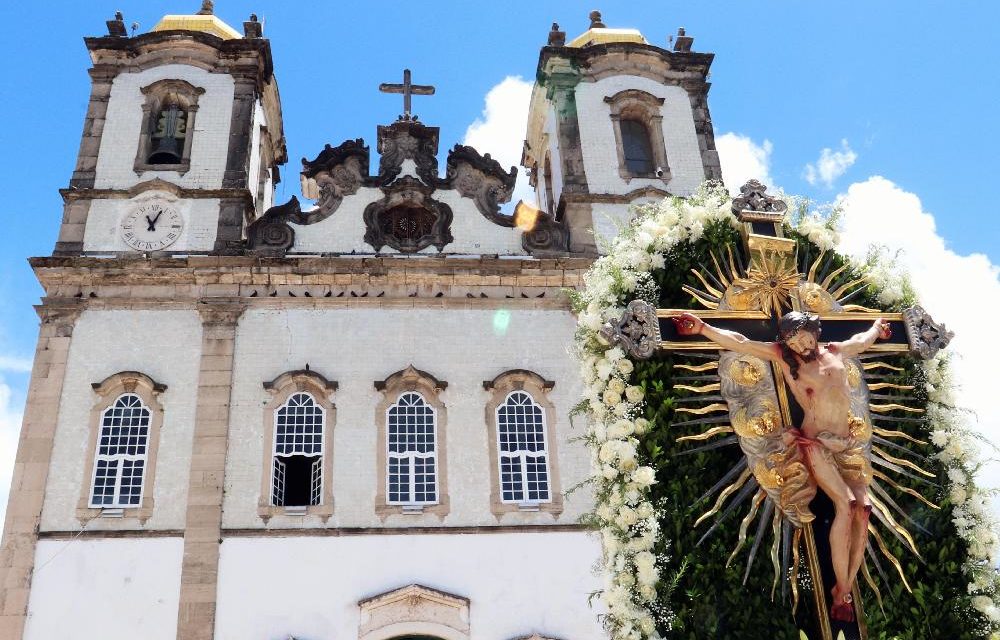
715,133,774,195
462,76,535,212
804,139,857,188
837,176,1000,495
0,377,24,531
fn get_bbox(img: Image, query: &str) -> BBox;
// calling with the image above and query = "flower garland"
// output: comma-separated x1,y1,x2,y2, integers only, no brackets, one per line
571,181,1000,639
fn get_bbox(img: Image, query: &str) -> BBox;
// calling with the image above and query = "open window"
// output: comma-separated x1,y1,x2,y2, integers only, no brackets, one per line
134,79,205,174
259,370,337,520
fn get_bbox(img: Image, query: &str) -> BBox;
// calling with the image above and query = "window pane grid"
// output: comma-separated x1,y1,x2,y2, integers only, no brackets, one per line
90,394,150,508
387,392,437,504
497,391,550,503
274,393,325,455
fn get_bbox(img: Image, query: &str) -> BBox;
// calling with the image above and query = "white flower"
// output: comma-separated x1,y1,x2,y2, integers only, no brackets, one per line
613,402,630,417
950,486,968,505
606,347,626,363
633,418,651,435
609,378,627,394
632,466,657,487
636,502,655,519
603,390,623,406
639,615,656,635
634,551,656,572
596,360,614,381
625,385,645,403
617,358,635,375
948,467,968,486
617,506,639,528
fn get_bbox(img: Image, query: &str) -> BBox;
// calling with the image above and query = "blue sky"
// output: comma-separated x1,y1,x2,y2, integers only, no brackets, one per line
0,1,998,520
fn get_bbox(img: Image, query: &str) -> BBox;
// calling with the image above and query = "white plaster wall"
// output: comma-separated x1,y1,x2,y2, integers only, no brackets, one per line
223,307,591,529
215,531,606,640
576,76,704,197
291,189,525,255
40,309,202,531
95,64,235,190
25,538,183,640
546,105,564,209
81,192,220,252
248,100,265,207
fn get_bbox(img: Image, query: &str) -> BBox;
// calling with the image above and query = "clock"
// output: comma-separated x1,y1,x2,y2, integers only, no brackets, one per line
121,203,184,251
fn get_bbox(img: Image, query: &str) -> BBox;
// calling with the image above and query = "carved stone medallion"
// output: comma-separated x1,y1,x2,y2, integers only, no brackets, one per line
363,176,453,253
598,299,661,360
903,305,955,359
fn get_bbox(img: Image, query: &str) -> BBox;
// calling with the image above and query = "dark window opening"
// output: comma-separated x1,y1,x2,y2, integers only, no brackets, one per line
148,104,188,165
272,454,321,507
621,118,654,175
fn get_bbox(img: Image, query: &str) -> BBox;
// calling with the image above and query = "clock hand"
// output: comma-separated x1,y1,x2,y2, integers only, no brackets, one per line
145,215,155,232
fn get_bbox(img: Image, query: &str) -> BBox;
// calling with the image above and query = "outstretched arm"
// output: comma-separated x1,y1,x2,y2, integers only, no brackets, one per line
834,318,891,356
672,312,779,362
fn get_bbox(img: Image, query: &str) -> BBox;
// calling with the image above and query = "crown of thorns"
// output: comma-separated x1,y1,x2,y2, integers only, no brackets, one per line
777,311,821,342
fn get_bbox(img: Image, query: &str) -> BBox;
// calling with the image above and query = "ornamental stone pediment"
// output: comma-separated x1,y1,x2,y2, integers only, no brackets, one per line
357,583,470,640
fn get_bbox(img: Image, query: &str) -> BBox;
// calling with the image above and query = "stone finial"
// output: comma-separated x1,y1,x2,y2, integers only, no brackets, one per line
197,0,214,15
589,10,605,28
731,179,787,220
106,11,127,37
243,13,263,38
673,26,694,52
548,22,566,46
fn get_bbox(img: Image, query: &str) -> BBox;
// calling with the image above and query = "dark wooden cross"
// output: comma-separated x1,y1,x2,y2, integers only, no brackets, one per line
600,180,953,640
379,69,435,118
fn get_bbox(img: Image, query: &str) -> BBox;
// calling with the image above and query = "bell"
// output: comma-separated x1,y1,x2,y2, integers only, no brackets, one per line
148,135,182,164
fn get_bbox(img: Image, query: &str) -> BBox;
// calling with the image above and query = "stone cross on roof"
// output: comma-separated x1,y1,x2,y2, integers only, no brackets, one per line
379,69,435,120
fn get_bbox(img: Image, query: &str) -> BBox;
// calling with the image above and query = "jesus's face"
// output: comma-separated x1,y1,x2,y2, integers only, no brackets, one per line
784,329,818,361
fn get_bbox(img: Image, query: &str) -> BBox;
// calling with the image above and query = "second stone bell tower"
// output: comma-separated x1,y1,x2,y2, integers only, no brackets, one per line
522,11,721,252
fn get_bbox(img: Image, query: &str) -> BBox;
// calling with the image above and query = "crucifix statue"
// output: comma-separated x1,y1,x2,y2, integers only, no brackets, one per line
600,179,954,640
378,68,435,120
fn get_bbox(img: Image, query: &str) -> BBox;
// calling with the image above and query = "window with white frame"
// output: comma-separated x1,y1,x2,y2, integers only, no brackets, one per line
386,391,438,504
90,393,151,507
271,392,325,507
496,391,550,503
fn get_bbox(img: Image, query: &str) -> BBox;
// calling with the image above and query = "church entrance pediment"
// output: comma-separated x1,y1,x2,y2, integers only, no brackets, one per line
358,584,470,640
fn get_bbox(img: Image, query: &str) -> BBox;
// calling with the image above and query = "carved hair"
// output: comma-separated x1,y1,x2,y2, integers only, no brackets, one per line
776,311,822,380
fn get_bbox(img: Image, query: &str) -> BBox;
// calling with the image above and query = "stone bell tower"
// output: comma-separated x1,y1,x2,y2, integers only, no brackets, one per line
54,2,286,257
522,11,721,252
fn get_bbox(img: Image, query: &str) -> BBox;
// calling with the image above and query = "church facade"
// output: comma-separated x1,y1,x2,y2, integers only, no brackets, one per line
0,6,720,640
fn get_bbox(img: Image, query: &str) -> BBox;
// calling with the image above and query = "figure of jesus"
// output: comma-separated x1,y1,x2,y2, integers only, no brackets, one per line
673,310,892,622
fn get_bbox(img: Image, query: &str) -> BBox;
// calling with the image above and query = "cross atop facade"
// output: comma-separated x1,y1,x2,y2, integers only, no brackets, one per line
379,69,435,119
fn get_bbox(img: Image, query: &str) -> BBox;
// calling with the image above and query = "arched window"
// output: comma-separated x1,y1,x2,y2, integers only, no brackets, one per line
496,391,550,503
272,392,325,507
259,370,337,520
90,393,151,507
620,119,655,175
387,392,438,505
483,370,563,517
134,79,205,174
374,366,450,518
78,371,166,523
605,89,670,182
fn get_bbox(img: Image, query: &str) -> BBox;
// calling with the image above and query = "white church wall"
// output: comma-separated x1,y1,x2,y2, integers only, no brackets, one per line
95,64,236,190
214,531,605,640
24,538,183,640
545,105,565,209
223,306,591,529
82,194,221,252
247,99,266,208
576,76,704,197
40,309,202,532
291,189,525,255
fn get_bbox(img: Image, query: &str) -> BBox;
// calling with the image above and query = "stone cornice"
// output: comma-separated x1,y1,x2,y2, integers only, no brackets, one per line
537,42,714,80
59,186,254,203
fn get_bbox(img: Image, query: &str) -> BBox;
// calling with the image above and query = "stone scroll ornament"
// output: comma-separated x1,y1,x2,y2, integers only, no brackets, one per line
599,300,661,360
903,305,954,359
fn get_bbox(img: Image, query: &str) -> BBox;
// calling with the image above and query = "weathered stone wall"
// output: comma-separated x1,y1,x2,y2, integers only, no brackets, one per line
81,192,221,253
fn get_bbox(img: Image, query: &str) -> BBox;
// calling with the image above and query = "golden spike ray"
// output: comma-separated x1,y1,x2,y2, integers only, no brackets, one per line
726,490,766,568
820,262,850,291
681,286,721,310
807,249,826,283
831,275,869,301
873,446,936,477
691,268,725,298
791,528,802,616
872,427,927,446
869,403,925,414
676,403,729,416
863,361,905,372
674,362,719,372
869,494,920,556
725,245,741,284
872,471,939,509
672,383,721,394
769,507,781,601
842,304,882,313
676,426,734,443
860,560,885,616
867,382,915,391
869,523,913,593
695,468,752,527
710,251,731,288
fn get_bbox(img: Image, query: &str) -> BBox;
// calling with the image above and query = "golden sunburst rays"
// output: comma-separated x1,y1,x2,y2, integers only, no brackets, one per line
799,248,877,313
732,250,802,316
681,245,745,311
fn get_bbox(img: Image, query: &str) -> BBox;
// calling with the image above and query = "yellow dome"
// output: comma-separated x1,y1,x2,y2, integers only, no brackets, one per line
152,13,241,40
567,27,647,48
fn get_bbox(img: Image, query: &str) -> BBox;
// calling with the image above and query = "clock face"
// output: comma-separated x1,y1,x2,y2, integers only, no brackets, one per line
121,203,184,251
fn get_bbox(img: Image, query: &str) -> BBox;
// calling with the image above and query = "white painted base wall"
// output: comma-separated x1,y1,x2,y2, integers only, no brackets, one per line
215,531,606,640
24,538,183,640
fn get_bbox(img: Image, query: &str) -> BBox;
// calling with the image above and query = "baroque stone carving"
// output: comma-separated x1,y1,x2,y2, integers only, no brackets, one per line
599,299,661,360
377,119,440,186
444,144,517,224
521,209,570,254
903,305,954,359
731,179,787,222
363,176,453,253
358,584,470,640
300,138,371,222
245,197,300,256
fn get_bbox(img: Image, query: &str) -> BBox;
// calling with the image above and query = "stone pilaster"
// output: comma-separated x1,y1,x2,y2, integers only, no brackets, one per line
0,300,83,640
175,301,244,640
